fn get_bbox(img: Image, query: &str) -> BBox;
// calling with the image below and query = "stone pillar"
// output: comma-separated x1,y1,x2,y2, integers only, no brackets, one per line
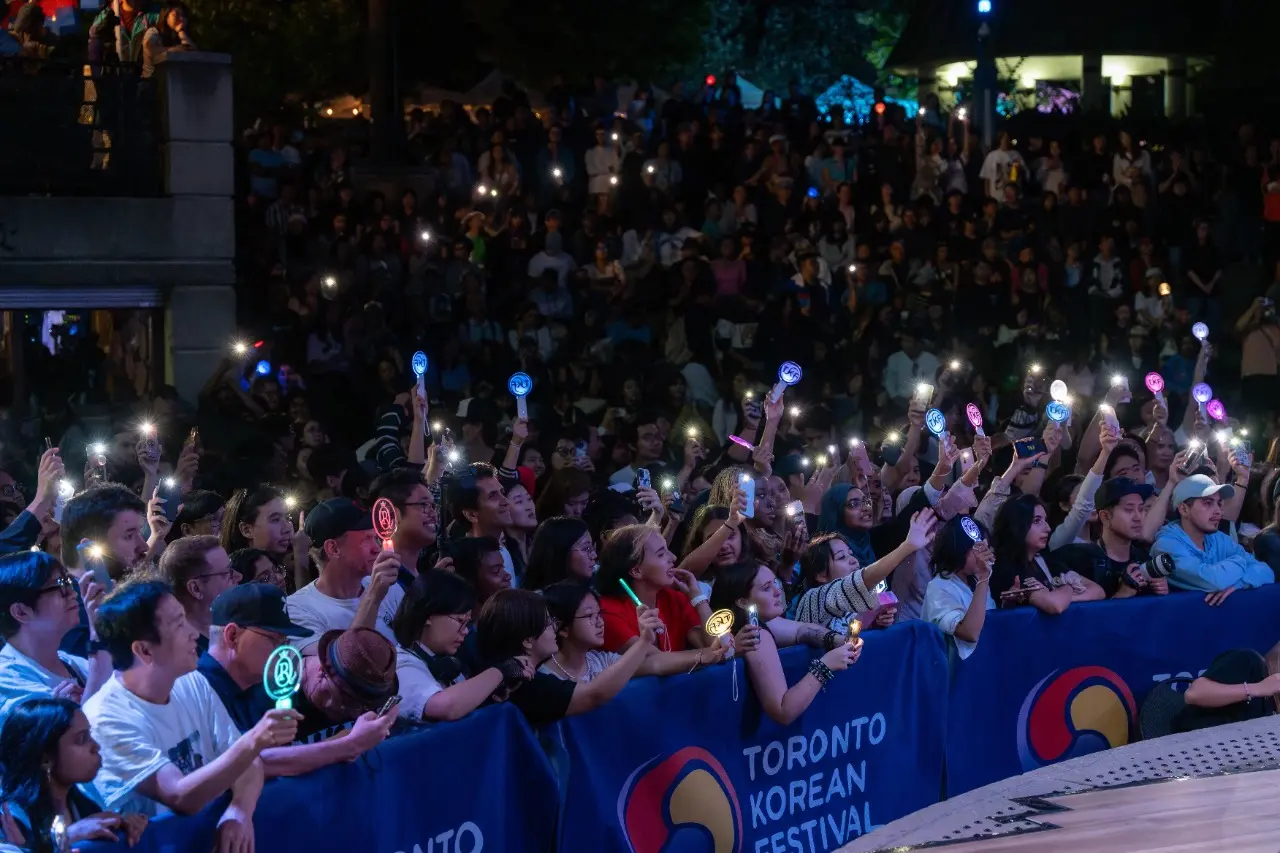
1080,52,1105,114
154,52,236,402
1166,55,1187,119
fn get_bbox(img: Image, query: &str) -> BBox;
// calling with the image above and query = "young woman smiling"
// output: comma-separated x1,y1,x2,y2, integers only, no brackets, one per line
541,581,727,682
709,561,861,726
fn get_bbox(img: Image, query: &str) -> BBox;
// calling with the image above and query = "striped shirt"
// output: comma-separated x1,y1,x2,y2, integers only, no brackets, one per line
794,570,878,634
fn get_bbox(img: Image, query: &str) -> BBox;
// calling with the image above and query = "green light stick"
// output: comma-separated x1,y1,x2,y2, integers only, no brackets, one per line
618,578,643,608
263,645,302,710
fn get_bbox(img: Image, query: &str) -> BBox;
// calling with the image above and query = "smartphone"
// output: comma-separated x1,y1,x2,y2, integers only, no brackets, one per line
574,440,588,461
959,448,975,475
847,619,862,642
80,543,114,595
160,478,182,523
747,604,759,628
739,474,756,519
913,383,935,407
377,695,402,717
636,468,651,490
1014,437,1047,458
186,427,199,450
784,499,804,519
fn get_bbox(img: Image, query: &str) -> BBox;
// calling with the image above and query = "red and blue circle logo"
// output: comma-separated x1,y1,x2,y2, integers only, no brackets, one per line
617,747,742,853
1017,666,1137,772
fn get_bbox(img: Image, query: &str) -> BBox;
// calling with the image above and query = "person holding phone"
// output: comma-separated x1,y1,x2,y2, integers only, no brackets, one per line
990,494,1105,613
0,551,111,718
198,584,394,777
709,561,861,726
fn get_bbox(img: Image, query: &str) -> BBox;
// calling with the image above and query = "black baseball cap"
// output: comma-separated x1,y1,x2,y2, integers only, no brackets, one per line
1095,477,1155,510
303,497,373,545
211,583,313,638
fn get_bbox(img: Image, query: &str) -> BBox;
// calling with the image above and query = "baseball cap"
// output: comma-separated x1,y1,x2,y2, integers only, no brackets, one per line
1171,474,1235,506
303,497,373,545
1095,477,1156,510
316,628,397,701
211,583,313,638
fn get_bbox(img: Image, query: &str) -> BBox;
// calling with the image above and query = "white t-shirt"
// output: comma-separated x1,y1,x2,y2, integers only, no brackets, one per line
922,574,994,660
83,672,242,817
979,148,1025,199
0,643,89,718
394,645,457,721
287,581,398,654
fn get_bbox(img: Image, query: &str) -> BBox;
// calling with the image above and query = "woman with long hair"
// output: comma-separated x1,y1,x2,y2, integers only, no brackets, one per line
794,509,935,631
522,517,596,591
991,494,1104,614
390,570,534,723
709,561,861,726
0,698,147,851
595,524,711,653
503,483,538,581
541,581,727,683
221,486,303,591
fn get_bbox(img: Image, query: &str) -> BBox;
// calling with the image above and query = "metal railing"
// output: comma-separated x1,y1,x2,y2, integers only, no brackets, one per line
0,58,162,197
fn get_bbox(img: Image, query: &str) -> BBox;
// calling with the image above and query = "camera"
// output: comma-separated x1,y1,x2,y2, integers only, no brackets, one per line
1137,553,1175,581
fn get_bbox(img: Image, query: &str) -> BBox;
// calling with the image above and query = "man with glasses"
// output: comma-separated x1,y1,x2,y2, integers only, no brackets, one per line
199,585,394,777
368,467,440,634
159,535,242,655
0,550,110,717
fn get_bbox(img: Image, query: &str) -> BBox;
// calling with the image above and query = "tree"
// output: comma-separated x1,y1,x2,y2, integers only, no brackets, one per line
187,0,362,121
693,0,911,94
465,0,711,88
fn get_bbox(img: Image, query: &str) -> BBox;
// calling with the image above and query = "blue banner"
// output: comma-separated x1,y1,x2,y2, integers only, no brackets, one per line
945,584,1280,795
81,703,558,853
557,620,950,853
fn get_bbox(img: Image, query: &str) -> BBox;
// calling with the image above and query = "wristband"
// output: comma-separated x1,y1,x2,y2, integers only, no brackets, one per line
688,594,709,607
807,659,834,687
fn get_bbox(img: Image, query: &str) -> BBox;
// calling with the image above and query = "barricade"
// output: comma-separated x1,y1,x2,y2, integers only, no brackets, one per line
82,584,1280,853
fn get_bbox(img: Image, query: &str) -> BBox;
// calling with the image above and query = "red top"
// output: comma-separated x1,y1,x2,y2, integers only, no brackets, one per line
600,587,701,653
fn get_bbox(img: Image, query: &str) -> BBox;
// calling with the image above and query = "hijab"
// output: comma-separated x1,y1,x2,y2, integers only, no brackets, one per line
817,483,876,567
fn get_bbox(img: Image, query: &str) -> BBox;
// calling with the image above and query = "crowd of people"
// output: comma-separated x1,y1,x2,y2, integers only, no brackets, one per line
7,9,1280,845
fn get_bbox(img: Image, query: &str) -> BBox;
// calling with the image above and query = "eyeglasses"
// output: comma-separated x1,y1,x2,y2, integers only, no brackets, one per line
37,574,77,597
844,498,874,509
403,501,435,512
443,613,472,632
0,484,24,499
241,627,288,646
575,611,604,624
572,542,597,555
194,570,236,582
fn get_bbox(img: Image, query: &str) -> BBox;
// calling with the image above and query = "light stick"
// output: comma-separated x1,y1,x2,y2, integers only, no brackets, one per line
263,645,302,710
1144,372,1165,405
372,497,399,551
508,371,533,420
1049,380,1069,402
1192,383,1213,419
1046,402,1070,423
705,609,736,659
1206,399,1226,422
770,361,803,404
925,408,948,440
411,351,428,399
965,403,985,437
728,434,755,451
1192,322,1209,343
